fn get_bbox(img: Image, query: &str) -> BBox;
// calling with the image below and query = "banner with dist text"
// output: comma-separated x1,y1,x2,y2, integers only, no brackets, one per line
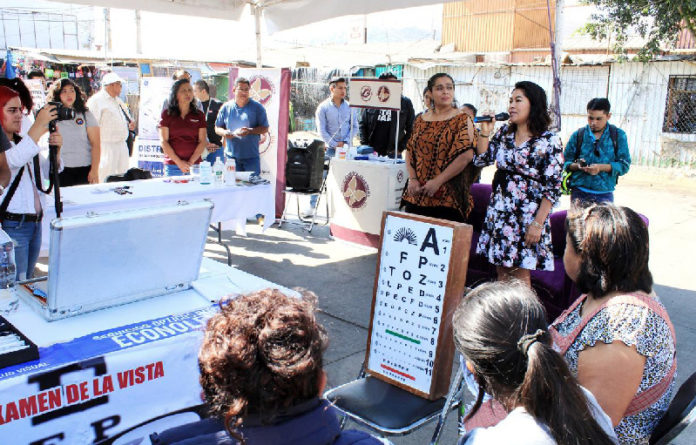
229,68,290,218
135,77,172,176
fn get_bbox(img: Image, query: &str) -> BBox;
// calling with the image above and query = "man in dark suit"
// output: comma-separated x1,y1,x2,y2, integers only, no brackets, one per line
193,80,224,163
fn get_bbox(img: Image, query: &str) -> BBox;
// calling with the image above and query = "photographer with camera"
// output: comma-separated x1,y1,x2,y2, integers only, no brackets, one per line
0,86,63,281
46,79,100,186
563,98,631,204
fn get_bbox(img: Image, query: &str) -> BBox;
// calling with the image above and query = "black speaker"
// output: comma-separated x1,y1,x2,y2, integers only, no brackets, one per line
286,137,325,191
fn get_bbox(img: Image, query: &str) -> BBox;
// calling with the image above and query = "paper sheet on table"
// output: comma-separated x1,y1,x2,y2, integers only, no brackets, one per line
236,171,253,181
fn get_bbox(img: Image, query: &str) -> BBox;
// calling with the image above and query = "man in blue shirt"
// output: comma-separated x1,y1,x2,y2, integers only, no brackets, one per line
563,98,631,204
315,77,358,158
215,77,269,175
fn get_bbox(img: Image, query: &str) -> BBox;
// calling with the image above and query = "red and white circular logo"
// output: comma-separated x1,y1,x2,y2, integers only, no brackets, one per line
360,85,372,102
248,75,275,106
342,172,370,209
377,85,391,103
396,170,406,185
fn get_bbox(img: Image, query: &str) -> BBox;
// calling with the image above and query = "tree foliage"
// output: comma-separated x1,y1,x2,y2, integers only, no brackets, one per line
582,0,696,60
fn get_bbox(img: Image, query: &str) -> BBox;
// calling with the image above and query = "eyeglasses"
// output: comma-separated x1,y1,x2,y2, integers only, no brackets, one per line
593,140,601,158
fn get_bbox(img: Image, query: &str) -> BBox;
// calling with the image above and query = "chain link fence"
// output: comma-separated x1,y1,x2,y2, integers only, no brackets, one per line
663,76,696,134
291,67,350,132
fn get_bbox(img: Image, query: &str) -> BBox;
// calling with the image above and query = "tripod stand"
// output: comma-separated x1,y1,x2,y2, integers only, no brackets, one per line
47,120,62,218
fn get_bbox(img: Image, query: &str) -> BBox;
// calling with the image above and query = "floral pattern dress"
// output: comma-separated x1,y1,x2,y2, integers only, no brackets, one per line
474,125,564,270
551,294,676,444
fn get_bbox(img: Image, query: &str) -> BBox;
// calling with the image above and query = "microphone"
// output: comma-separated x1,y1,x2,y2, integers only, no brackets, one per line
474,112,510,123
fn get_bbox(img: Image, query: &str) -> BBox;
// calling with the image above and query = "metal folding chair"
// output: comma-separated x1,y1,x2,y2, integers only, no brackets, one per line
324,360,464,444
277,177,328,233
650,371,696,445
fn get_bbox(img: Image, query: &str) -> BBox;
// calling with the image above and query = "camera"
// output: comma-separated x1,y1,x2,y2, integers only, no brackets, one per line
48,101,76,121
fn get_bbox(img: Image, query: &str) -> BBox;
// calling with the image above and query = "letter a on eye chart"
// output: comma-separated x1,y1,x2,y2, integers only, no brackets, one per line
366,212,470,399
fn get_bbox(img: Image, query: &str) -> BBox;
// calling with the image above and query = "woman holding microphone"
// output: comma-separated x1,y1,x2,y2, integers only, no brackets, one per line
474,81,564,286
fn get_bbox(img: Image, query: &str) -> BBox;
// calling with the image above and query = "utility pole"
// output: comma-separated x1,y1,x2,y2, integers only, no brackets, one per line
546,0,564,131
135,10,142,54
104,8,112,53
254,5,262,68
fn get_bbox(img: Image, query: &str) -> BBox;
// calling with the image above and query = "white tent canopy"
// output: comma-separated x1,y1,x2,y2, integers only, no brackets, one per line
47,0,457,65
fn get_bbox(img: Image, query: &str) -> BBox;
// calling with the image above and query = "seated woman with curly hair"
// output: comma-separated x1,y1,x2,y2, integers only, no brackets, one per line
151,289,383,445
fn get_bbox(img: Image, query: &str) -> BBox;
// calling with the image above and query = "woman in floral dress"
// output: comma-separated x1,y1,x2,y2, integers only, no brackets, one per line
401,73,480,222
475,81,564,286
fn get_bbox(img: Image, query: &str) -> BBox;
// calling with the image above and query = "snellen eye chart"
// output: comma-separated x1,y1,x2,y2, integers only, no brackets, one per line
366,212,471,399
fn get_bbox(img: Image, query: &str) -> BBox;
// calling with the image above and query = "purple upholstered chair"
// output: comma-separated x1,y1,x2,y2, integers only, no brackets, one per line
465,183,575,321
464,183,650,321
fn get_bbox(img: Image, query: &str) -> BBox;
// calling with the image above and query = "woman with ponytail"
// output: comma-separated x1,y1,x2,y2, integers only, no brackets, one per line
150,289,382,445
453,281,616,445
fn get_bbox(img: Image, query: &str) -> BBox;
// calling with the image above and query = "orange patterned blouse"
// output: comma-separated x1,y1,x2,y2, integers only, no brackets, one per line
401,112,480,218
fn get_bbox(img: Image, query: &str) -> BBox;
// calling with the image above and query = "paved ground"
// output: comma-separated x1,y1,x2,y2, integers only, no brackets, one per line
204,165,696,444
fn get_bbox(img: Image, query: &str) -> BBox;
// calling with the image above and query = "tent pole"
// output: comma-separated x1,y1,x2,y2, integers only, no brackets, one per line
254,6,262,68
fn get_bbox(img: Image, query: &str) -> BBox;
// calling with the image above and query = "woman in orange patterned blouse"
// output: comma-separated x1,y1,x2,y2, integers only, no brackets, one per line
401,73,480,222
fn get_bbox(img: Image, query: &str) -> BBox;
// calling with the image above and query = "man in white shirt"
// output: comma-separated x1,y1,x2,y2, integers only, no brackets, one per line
86,72,134,181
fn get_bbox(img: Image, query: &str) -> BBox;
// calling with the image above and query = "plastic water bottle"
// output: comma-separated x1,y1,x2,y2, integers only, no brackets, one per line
213,158,224,184
199,161,213,185
224,158,236,186
337,145,347,160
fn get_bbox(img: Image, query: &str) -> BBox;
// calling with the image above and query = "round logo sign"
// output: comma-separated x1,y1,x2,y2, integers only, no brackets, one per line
75,117,85,126
396,170,405,184
360,85,372,102
341,172,370,209
377,85,391,103
248,75,275,106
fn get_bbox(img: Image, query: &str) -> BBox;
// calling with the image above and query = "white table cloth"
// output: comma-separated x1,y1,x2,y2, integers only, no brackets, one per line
41,178,275,252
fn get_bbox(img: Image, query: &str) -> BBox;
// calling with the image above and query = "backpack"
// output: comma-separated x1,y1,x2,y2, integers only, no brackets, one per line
285,138,325,191
561,124,620,194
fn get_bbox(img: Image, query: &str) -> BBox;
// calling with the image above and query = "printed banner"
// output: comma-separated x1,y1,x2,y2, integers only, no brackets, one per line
229,68,290,218
349,78,402,110
138,77,173,141
0,307,216,443
134,138,165,177
25,79,46,112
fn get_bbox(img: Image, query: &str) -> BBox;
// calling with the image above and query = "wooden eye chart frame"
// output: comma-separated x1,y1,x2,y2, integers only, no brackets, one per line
365,211,472,400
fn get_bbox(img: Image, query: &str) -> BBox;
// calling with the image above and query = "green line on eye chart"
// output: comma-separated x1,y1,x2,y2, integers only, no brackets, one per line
386,329,420,344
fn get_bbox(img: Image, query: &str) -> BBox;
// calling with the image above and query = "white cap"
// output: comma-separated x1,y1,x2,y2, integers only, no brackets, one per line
101,72,124,86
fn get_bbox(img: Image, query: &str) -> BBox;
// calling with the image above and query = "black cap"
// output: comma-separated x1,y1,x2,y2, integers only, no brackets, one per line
0,129,10,153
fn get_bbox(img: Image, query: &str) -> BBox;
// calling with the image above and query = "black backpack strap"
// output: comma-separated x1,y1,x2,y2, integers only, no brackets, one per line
608,124,619,158
32,154,52,195
0,166,26,219
574,126,585,161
